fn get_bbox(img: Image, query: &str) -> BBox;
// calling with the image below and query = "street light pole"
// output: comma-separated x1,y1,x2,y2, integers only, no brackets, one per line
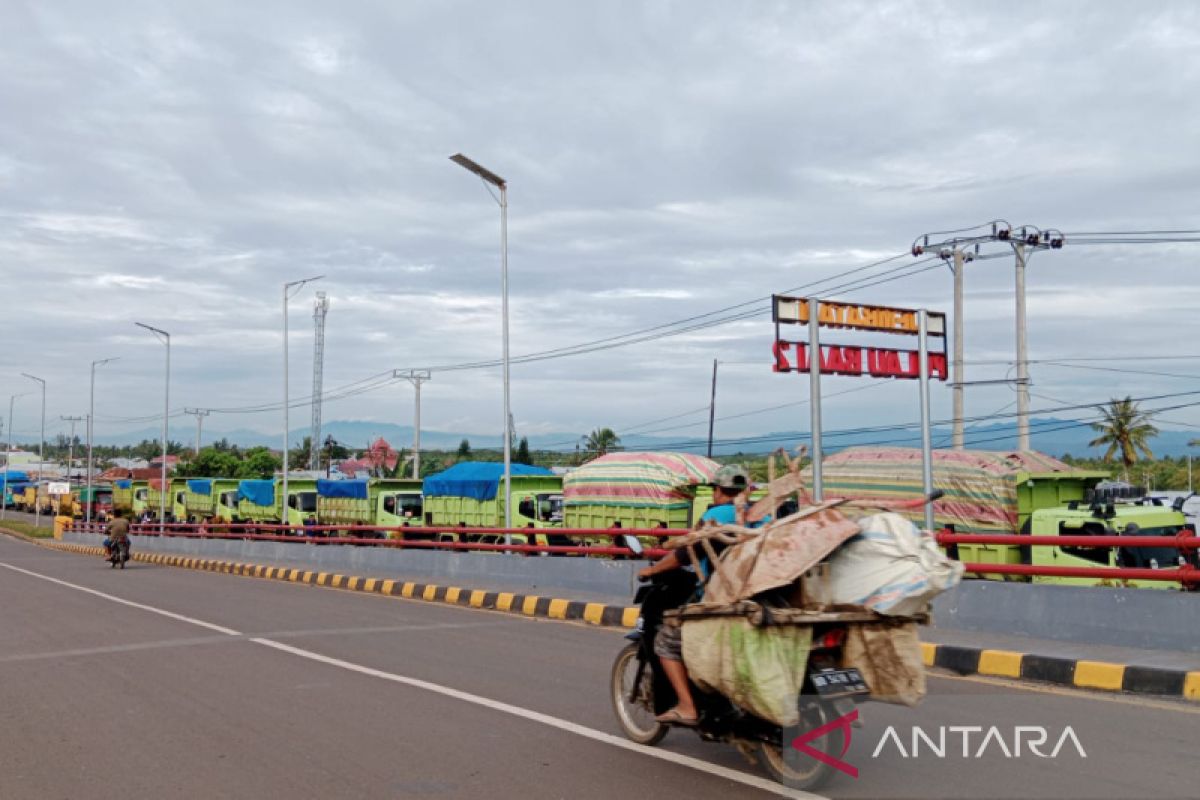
88,357,119,526
2,392,28,521
21,373,46,528
135,323,170,533
450,153,512,534
282,275,324,526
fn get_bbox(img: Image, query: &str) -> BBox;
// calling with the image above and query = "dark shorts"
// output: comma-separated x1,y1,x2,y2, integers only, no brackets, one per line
653,621,683,661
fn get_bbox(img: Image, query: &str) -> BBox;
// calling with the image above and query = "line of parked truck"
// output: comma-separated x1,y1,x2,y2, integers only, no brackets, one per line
14,448,1196,588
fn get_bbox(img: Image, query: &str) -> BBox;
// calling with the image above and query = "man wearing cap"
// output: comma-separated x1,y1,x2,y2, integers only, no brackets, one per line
636,464,765,726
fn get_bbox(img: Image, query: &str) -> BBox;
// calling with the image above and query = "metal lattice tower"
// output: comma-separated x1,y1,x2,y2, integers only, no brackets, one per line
310,292,330,471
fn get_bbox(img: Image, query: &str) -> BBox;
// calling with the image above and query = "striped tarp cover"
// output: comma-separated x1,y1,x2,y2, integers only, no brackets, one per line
802,447,1078,534
563,452,721,510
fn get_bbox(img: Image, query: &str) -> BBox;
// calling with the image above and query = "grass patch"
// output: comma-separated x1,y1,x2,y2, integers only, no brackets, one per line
0,520,57,539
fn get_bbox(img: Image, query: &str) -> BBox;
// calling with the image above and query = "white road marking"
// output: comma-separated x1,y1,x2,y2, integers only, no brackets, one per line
0,559,828,799
253,637,826,800
0,561,241,635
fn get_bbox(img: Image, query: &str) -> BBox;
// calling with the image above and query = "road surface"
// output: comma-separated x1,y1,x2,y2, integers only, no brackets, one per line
1,533,1195,799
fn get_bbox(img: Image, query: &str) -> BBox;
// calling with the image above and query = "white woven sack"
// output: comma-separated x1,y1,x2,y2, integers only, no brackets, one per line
828,513,964,616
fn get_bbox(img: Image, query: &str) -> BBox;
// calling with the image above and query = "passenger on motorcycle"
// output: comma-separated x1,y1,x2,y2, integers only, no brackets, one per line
103,510,131,560
635,464,767,726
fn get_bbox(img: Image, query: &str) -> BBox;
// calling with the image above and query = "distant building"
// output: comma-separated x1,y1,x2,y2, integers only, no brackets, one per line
110,458,150,470
149,454,180,467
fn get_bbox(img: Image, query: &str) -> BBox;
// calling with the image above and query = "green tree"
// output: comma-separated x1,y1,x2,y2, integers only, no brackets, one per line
456,439,472,458
515,437,532,465
584,427,622,457
238,447,281,479
178,448,242,478
1088,396,1158,468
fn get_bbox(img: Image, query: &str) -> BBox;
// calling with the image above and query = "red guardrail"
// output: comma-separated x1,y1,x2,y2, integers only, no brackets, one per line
67,523,1200,585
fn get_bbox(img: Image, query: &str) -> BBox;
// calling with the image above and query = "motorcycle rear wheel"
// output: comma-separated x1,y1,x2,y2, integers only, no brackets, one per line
759,696,840,791
610,643,668,746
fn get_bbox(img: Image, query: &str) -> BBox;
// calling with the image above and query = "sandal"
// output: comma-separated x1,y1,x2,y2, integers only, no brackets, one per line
655,708,699,727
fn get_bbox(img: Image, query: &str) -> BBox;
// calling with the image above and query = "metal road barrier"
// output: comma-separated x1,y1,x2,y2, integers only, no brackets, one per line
67,521,672,558
66,522,1200,586
936,530,1199,587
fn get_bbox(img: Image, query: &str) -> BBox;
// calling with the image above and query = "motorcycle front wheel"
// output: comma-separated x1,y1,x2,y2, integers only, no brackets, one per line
759,696,841,791
610,643,668,746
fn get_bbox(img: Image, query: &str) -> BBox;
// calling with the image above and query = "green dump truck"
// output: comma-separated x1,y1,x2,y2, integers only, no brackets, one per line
314,477,423,538
230,477,317,526
562,452,725,530
1028,502,1193,588
182,478,240,521
803,446,1112,573
143,478,188,521
421,462,561,544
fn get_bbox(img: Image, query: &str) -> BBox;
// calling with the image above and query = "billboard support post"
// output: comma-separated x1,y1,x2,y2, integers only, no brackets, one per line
918,309,935,531
808,298,823,502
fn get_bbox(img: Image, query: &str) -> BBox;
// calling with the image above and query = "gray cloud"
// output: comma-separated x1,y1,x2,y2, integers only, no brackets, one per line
3,0,1199,450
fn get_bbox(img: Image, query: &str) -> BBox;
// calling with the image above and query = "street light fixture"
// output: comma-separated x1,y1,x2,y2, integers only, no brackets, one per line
87,357,119,526
282,275,324,526
450,153,513,534
20,373,45,528
135,323,170,533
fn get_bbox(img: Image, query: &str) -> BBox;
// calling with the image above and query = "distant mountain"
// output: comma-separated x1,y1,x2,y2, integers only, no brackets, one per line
91,416,1199,459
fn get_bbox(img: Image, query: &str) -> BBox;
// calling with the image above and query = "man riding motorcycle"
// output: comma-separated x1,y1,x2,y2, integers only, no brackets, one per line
635,464,768,726
103,510,131,561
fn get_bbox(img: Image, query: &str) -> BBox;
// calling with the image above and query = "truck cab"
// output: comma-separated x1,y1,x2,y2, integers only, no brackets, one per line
1029,502,1193,588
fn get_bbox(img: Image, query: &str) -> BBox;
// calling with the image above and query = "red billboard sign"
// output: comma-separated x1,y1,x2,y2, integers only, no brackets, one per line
772,341,949,381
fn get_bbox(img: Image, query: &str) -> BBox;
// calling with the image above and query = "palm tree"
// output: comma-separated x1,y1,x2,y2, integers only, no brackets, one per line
1088,397,1158,468
584,427,622,457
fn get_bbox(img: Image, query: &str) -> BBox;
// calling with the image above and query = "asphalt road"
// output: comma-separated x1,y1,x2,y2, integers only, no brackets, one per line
1,533,1196,800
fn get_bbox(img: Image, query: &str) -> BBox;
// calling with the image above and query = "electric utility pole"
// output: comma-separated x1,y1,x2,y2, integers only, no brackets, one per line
1007,226,1064,451
393,370,431,479
706,360,718,458
184,408,210,455
61,416,84,482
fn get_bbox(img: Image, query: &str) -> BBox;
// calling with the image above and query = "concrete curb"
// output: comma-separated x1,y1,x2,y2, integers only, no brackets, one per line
19,535,1199,703
44,540,639,629
919,641,1200,702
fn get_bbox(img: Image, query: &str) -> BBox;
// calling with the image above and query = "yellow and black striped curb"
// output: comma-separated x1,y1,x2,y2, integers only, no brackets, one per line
920,641,1200,702
43,540,640,629
18,535,1200,703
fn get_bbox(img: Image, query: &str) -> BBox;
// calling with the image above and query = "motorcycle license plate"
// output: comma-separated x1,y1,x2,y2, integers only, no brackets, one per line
810,668,869,697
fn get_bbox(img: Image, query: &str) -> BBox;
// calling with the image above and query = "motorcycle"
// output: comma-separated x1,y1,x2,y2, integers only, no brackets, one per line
107,539,130,569
609,537,868,791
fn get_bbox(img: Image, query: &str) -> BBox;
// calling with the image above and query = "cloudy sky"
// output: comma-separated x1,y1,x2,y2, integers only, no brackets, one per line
3,0,1199,451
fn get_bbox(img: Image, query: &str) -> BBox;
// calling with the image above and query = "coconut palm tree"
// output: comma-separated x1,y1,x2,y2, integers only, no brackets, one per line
1088,396,1158,468
584,427,622,456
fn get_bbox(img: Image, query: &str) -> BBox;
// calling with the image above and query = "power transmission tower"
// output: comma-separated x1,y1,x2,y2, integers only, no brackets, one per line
184,408,210,454
310,292,330,471
61,416,84,482
394,370,431,478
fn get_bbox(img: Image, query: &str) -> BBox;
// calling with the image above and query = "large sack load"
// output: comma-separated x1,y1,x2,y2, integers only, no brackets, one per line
827,512,964,617
840,621,926,706
698,505,861,605
681,616,813,727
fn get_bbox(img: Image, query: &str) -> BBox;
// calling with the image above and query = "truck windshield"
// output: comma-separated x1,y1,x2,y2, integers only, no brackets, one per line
220,491,237,508
537,494,564,523
384,493,422,519
290,492,317,513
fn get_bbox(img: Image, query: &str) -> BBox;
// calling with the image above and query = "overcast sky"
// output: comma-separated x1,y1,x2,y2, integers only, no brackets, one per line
3,0,1199,451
